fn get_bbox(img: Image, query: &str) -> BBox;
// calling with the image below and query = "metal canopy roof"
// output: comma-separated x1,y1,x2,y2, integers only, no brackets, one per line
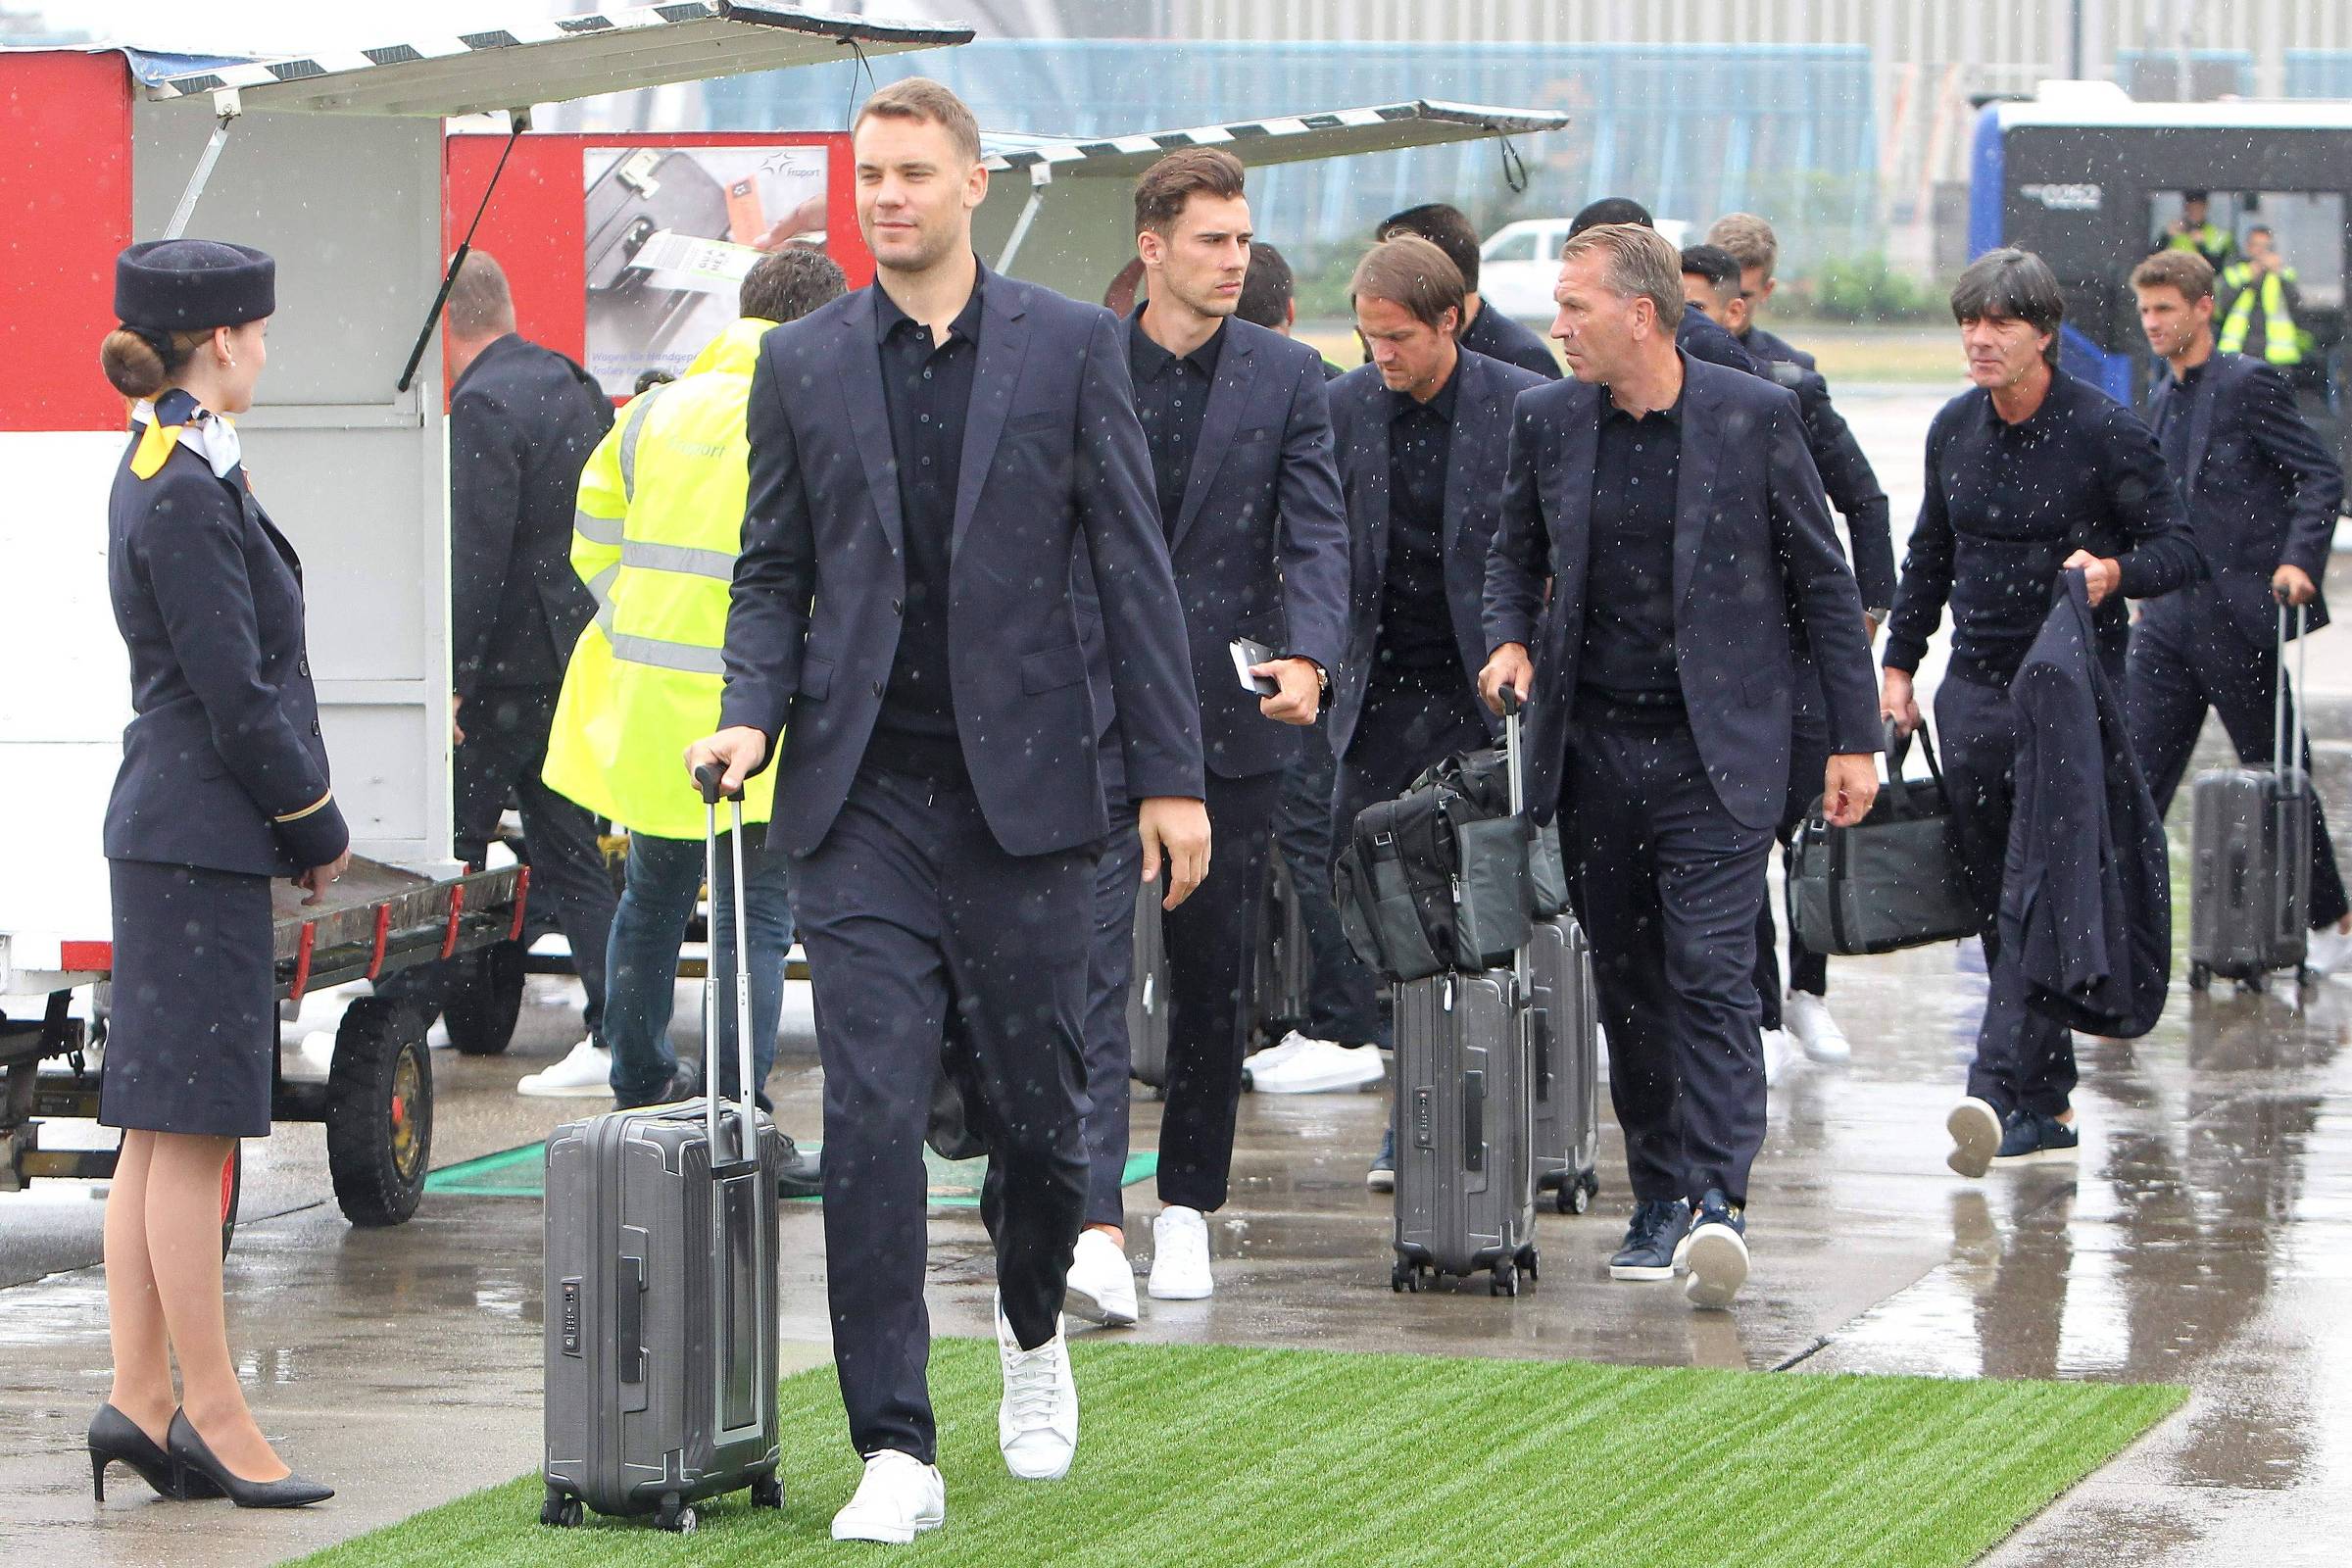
142,1,973,117
981,100,1570,180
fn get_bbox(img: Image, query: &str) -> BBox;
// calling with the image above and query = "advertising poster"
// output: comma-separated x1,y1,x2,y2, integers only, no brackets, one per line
582,144,829,397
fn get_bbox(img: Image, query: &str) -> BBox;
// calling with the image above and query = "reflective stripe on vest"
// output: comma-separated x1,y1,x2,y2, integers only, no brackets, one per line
615,383,668,501
596,599,726,675
2219,270,2301,365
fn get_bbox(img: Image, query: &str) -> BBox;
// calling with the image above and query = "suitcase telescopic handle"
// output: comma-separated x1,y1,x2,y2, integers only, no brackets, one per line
699,779,761,1172
1498,688,1531,993
2275,601,2309,791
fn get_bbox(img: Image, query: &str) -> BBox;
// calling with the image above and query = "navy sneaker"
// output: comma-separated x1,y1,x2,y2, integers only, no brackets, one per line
1683,1190,1749,1309
1993,1107,2080,1163
1366,1127,1396,1193
1607,1199,1690,1281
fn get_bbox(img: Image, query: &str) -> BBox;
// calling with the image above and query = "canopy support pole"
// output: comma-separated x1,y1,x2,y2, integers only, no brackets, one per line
163,89,243,241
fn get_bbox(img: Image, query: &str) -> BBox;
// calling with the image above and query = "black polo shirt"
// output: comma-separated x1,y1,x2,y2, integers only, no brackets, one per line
1575,390,1686,721
1129,311,1225,532
868,274,983,782
1373,362,1463,689
2151,358,2208,491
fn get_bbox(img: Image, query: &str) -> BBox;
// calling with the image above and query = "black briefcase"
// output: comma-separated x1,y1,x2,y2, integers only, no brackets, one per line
1788,719,1981,956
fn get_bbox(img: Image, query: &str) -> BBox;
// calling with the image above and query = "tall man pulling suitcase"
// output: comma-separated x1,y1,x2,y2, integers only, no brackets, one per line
688,80,1207,1544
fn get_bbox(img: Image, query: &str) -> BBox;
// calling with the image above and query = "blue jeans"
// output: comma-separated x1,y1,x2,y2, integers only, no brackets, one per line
603,826,794,1108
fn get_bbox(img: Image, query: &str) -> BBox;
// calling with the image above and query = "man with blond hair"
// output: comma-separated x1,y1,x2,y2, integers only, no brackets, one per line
1481,223,1882,1309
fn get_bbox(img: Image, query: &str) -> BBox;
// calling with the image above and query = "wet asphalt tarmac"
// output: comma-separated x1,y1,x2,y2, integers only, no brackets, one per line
5,383,2352,1565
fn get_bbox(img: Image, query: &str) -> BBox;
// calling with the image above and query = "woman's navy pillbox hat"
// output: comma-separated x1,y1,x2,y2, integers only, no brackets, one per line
114,239,275,330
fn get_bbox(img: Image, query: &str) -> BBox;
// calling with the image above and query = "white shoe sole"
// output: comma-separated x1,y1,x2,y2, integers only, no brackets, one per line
1684,1225,1749,1309
831,1508,945,1544
1797,1032,1851,1065
1145,1274,1211,1301
1061,1282,1138,1327
1607,1261,1676,1282
1946,1100,2002,1178
1003,1448,1074,1482
515,1078,612,1098
1365,1170,1395,1193
1249,1061,1386,1095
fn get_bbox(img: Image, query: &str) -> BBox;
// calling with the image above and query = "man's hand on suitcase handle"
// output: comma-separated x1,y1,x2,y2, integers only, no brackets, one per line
1880,667,1921,737
1479,642,1534,715
1822,754,1879,828
2273,564,2319,607
1137,796,1211,911
685,727,767,801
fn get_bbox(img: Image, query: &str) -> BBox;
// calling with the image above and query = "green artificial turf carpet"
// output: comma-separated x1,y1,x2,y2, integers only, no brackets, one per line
424,1144,1156,1208
289,1338,2181,1568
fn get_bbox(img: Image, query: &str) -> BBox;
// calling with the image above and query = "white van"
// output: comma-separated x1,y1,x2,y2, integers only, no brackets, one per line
1480,216,1690,320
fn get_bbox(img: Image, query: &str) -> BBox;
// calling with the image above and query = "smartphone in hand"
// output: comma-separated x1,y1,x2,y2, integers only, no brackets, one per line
1230,636,1281,697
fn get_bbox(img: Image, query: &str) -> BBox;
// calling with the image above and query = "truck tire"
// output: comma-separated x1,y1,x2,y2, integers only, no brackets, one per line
326,998,433,1226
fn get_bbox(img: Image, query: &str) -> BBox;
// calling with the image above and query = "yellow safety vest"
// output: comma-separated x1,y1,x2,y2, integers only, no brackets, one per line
542,316,778,838
2167,222,2232,270
2217,265,2303,366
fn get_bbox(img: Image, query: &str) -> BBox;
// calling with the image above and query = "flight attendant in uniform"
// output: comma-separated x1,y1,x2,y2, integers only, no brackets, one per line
87,240,342,1509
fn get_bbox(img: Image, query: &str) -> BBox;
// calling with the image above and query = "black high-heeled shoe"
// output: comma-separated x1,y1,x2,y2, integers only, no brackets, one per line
166,1410,333,1508
88,1404,216,1502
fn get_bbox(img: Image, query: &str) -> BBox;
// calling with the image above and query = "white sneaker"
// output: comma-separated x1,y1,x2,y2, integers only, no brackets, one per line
1784,991,1851,1064
1247,1038,1386,1095
995,1295,1078,1481
516,1038,612,1098
2306,924,2352,977
830,1449,945,1544
1147,1204,1213,1299
1760,1028,1801,1089
1242,1029,1316,1084
1945,1096,2003,1179
1062,1229,1139,1327
1683,1215,1750,1310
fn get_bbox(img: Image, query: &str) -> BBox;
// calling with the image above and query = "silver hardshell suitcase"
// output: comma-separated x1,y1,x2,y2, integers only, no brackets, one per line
1525,913,1602,1214
2189,604,2315,992
539,774,782,1535
1389,698,1539,1297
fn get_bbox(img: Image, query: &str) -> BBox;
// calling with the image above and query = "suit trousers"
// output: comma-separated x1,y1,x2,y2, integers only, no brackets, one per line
1751,673,1834,1028
452,681,616,1038
1269,726,1384,1045
1560,718,1775,1207
2125,596,2349,930
1936,671,2078,1119
1075,770,1282,1225
791,763,1091,1464
1326,676,1493,1050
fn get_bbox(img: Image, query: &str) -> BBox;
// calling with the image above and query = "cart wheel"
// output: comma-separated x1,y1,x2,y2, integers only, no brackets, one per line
220,1142,242,1257
750,1473,785,1509
2187,961,2212,992
1490,1261,1518,1298
326,998,433,1227
444,940,527,1056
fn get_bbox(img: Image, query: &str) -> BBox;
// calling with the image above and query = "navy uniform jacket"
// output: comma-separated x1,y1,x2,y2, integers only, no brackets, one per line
1325,348,1549,760
105,390,350,875
2007,573,2169,1038
719,268,1205,858
449,333,613,700
2146,350,2343,649
1484,354,1883,832
1104,315,1350,780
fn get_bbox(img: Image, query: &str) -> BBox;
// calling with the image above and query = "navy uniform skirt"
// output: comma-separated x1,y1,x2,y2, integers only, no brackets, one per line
101,858,276,1139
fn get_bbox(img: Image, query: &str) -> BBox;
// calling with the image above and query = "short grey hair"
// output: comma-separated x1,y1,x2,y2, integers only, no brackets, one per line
1559,222,1683,329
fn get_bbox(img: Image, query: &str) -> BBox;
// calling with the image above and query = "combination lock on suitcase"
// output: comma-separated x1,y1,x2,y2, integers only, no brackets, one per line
540,770,784,1534
2189,604,2317,993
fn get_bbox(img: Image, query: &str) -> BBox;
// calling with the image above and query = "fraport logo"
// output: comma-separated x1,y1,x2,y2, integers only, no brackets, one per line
2022,182,2103,212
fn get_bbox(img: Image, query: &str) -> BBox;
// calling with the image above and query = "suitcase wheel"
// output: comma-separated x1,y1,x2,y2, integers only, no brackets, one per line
751,1474,785,1510
1557,1170,1597,1215
2242,970,2268,995
1514,1244,1540,1282
2188,961,2213,993
1490,1260,1519,1298
655,1494,697,1535
2299,966,2315,989
539,1490,583,1529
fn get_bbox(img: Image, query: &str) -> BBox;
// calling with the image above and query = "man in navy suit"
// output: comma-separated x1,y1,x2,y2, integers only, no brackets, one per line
1319,236,1549,1190
2126,248,2351,968
1065,149,1348,1322
689,79,1208,1544
1482,223,1881,1310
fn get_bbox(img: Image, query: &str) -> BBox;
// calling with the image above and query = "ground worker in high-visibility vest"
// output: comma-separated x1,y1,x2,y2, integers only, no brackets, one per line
2217,225,2311,369
2164,189,2235,273
542,247,845,1194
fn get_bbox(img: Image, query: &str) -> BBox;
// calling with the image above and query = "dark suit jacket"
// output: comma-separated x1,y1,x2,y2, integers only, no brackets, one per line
1743,324,1816,372
2007,573,2170,1038
719,267,1205,858
1484,354,1882,832
1121,315,1350,780
1459,301,1561,380
450,333,613,700
2147,350,2342,649
1325,348,1549,760
105,395,349,875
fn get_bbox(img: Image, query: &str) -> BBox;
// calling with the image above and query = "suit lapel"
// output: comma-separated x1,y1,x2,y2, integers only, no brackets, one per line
1440,354,1485,561
1555,387,1598,647
2182,358,2221,503
1170,324,1255,551
840,294,906,558
952,278,1029,558
1356,381,1394,603
1670,362,1722,611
